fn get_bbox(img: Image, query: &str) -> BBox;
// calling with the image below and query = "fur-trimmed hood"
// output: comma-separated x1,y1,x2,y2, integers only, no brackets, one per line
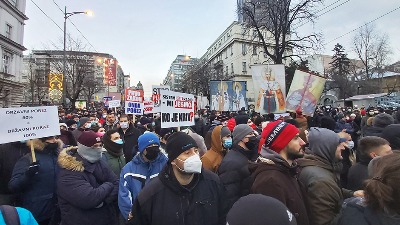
58,146,84,172
26,138,64,151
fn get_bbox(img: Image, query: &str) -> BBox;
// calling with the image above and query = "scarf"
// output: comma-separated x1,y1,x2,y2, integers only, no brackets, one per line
102,134,124,157
77,143,102,163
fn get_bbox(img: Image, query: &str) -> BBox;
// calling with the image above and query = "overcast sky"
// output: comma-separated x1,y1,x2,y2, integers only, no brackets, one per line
24,0,400,95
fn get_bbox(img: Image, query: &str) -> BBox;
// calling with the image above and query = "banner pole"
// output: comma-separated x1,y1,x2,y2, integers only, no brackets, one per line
30,140,36,163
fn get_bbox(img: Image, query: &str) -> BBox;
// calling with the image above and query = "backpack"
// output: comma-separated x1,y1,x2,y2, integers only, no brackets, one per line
0,205,20,225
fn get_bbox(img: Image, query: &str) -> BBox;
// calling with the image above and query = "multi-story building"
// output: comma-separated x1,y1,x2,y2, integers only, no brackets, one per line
196,21,275,105
163,55,197,91
0,0,28,107
22,50,127,105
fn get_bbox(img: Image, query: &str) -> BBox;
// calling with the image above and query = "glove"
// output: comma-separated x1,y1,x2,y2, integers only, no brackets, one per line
26,162,40,176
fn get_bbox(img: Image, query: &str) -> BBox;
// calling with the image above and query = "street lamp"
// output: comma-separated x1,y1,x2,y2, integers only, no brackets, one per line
62,6,92,107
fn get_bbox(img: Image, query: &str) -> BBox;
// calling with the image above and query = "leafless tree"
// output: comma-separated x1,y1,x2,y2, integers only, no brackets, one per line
82,76,105,104
24,56,48,104
352,24,392,84
238,0,323,64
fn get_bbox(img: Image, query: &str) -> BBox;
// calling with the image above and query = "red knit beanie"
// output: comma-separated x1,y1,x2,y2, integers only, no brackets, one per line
260,121,299,153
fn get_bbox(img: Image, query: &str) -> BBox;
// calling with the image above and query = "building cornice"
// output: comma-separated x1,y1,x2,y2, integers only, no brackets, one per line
0,0,29,20
0,34,27,51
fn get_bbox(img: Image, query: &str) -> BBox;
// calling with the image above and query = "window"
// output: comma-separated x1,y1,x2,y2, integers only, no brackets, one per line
225,50,227,59
231,63,234,74
226,66,228,75
242,62,247,73
230,45,233,55
5,24,12,39
8,0,17,7
253,45,257,55
242,43,247,55
2,52,12,74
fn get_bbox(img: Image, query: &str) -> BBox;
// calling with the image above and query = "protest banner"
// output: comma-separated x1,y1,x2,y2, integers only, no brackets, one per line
0,106,60,162
251,64,286,114
108,100,121,108
209,81,248,111
152,85,170,112
125,101,144,115
286,70,326,116
160,90,195,128
143,100,154,114
103,96,112,107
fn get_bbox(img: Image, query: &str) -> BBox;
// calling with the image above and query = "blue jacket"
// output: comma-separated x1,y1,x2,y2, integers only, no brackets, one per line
0,207,39,225
118,152,168,219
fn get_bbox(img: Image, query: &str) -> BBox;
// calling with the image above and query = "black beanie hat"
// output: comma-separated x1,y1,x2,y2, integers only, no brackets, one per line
166,132,198,162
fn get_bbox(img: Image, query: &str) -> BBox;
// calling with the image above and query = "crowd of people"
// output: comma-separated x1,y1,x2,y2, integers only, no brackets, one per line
0,105,400,225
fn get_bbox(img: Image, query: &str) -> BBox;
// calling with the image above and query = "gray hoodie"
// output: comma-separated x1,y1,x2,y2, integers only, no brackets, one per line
308,127,341,163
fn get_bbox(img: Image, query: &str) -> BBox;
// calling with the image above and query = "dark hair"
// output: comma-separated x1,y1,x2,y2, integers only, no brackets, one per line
364,152,400,214
358,136,389,157
105,129,119,139
119,114,129,120
284,118,300,128
320,116,336,131
253,116,264,126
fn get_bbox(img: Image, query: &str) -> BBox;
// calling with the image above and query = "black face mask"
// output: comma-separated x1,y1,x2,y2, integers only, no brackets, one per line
244,136,258,151
46,142,59,152
145,146,160,161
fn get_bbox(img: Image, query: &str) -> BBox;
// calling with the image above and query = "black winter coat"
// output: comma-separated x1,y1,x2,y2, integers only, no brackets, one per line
347,161,369,191
129,164,228,225
217,146,254,210
0,142,29,195
364,126,384,137
57,148,119,225
118,124,142,162
8,139,59,222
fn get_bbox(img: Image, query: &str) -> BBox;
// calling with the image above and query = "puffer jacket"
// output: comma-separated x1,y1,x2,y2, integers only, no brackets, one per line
128,164,228,225
118,152,168,220
57,148,119,225
201,126,226,173
250,147,310,225
298,127,353,225
8,139,61,222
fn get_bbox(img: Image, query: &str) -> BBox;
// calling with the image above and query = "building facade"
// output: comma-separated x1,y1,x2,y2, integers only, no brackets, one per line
0,0,28,107
163,55,197,91
22,50,127,106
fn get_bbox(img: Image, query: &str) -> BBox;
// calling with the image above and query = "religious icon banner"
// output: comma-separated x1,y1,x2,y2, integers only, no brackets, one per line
251,64,286,114
286,70,326,116
209,81,247,112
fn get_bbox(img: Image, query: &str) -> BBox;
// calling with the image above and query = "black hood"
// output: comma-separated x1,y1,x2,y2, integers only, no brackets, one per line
381,124,400,150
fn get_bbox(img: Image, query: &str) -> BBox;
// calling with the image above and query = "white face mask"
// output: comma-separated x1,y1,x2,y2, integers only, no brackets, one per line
174,154,202,174
120,122,129,129
85,123,91,129
347,141,354,149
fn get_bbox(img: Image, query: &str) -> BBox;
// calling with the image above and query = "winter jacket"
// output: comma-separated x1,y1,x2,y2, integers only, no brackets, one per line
128,164,228,225
101,150,126,176
118,152,168,220
347,159,370,191
191,118,205,136
337,197,400,225
0,142,29,195
250,147,310,225
298,127,354,225
364,126,384,137
57,148,119,225
334,120,354,134
217,145,254,210
201,126,226,173
8,139,60,222
0,206,39,225
118,125,142,162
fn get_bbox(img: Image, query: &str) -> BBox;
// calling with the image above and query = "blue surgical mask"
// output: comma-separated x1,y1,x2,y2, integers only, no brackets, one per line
113,139,123,145
20,140,27,143
223,138,232,149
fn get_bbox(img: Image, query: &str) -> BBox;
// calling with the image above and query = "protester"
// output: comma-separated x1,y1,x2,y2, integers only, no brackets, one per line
127,132,227,225
59,124,77,146
298,128,361,225
251,121,309,225
0,142,29,205
381,124,400,150
101,129,126,176
57,131,119,225
118,114,142,162
227,194,297,225
347,136,393,191
103,113,119,132
188,132,208,157
334,113,354,134
9,137,61,225
364,113,394,137
118,132,168,220
0,205,39,225
360,108,375,136
337,152,400,225
137,116,152,133
71,117,90,141
201,125,232,172
218,124,257,210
